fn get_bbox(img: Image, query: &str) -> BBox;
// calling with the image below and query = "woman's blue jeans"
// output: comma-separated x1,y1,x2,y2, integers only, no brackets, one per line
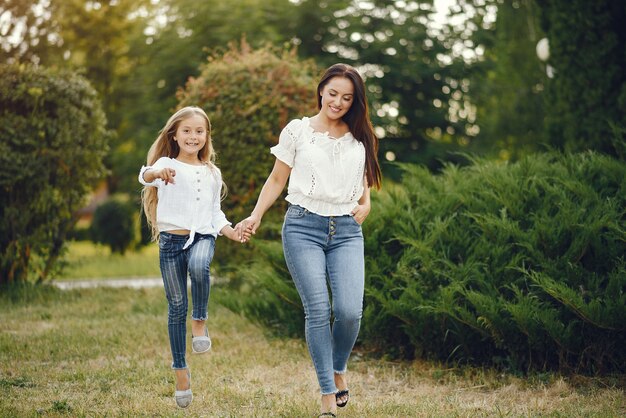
159,232,215,369
282,205,364,395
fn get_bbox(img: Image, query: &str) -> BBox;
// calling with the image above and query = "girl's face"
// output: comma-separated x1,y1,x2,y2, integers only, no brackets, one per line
173,114,208,160
320,76,354,120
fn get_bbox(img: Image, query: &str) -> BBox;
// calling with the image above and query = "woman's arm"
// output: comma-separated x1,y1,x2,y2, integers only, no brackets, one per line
351,176,371,225
241,159,291,235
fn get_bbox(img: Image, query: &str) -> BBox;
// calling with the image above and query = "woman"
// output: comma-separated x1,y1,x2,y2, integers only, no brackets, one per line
241,63,382,417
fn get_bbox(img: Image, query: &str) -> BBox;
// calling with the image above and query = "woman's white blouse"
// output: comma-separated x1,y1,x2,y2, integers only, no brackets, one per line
138,157,231,249
271,117,366,216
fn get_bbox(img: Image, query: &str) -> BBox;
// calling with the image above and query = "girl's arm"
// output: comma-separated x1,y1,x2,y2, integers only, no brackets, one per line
241,159,292,235
142,167,176,185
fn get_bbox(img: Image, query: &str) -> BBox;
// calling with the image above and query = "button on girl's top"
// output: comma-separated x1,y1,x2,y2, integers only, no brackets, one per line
138,157,231,249
271,117,366,216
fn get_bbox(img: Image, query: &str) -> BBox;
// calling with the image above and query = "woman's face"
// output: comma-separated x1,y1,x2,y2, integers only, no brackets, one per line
320,76,354,120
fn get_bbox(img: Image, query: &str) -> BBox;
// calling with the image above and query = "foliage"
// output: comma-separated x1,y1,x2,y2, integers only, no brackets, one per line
232,151,626,373
302,0,473,174
175,42,318,269
114,0,298,194
219,240,304,338
535,0,626,156
0,64,109,285
177,41,317,216
0,0,63,65
99,0,477,191
454,0,547,160
90,196,136,255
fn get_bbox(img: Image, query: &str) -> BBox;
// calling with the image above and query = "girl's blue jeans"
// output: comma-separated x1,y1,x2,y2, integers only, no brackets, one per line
159,231,215,369
282,205,364,395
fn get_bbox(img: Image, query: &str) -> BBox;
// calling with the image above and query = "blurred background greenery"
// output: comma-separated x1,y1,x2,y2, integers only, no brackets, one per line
1,0,624,374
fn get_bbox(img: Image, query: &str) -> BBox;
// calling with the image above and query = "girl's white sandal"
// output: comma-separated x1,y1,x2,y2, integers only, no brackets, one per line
174,370,192,408
192,328,211,354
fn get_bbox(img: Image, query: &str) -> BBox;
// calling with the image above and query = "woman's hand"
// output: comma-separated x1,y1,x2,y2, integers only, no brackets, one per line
350,203,370,225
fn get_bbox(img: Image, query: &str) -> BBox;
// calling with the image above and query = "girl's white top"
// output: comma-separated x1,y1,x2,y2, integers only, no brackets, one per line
138,157,231,249
271,117,366,216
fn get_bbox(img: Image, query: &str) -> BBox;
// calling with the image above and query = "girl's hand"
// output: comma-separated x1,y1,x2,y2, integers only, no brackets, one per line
222,225,249,243
350,203,370,225
233,222,252,243
239,214,261,241
157,167,176,185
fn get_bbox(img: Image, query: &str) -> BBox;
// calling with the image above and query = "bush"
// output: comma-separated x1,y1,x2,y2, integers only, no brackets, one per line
91,197,136,254
362,151,625,374
0,64,109,284
232,151,626,373
175,40,318,272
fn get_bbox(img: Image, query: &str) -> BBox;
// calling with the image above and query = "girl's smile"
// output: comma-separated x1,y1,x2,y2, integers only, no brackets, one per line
174,114,208,162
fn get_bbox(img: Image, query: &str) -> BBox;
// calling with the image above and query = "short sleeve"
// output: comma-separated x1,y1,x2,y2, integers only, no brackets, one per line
270,119,303,168
138,157,169,187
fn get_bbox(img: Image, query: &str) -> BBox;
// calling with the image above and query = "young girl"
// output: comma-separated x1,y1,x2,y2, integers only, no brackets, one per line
139,106,248,408
241,64,382,417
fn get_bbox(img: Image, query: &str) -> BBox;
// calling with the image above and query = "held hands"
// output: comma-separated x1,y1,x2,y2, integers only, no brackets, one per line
350,203,370,225
224,223,252,243
235,214,261,242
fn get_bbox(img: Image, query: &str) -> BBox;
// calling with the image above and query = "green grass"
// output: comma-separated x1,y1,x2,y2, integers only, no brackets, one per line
57,241,161,280
0,285,624,417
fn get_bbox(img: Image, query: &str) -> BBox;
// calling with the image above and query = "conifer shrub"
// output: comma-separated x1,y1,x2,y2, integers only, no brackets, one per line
231,151,625,373
365,151,625,373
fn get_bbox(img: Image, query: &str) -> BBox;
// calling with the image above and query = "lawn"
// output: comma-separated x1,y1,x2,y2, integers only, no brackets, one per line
0,285,623,417
57,241,161,280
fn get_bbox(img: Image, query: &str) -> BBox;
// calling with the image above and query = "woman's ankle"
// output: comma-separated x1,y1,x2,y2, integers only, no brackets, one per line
334,372,348,390
320,393,337,414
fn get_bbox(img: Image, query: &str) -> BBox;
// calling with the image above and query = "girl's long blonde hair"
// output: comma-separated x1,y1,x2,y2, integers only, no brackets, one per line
141,106,223,241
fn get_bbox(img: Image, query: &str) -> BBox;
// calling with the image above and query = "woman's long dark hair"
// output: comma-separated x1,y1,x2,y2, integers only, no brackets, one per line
317,63,382,190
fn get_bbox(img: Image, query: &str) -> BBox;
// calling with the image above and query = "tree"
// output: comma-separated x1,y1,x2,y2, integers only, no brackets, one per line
0,0,63,65
177,41,318,218
0,64,109,284
292,0,474,174
175,42,318,270
451,0,547,160
114,0,297,193
536,0,626,156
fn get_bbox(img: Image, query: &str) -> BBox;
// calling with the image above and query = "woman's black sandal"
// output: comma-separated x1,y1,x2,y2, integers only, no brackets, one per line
335,389,350,407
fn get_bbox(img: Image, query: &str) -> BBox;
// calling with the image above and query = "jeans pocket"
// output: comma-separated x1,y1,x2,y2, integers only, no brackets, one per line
286,205,307,219
158,233,172,251
349,214,363,227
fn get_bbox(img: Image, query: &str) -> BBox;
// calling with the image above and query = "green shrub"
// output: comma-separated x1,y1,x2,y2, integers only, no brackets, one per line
91,197,136,254
0,64,109,284
175,40,318,272
218,239,304,338
232,151,625,373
